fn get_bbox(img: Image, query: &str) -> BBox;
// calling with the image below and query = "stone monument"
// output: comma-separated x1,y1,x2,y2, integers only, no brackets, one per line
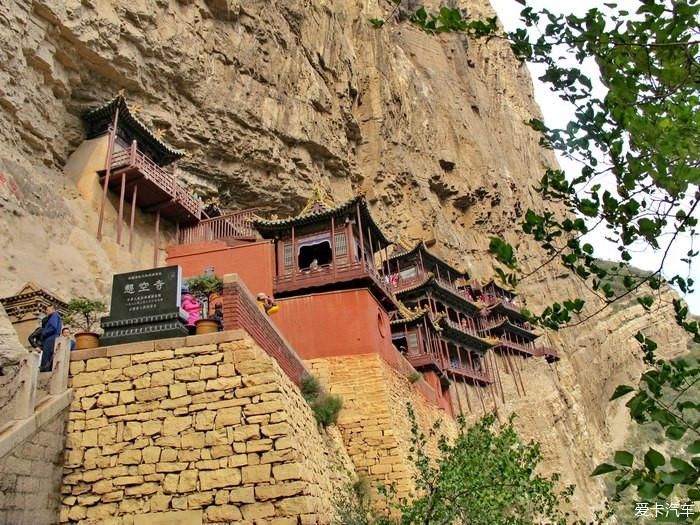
100,266,189,346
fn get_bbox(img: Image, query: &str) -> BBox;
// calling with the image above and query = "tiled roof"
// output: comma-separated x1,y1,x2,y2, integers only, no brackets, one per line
82,94,185,166
387,241,468,279
254,194,392,245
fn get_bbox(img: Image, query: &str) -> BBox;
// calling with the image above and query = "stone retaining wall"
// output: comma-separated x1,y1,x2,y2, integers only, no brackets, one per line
61,331,352,525
308,353,456,504
0,402,69,525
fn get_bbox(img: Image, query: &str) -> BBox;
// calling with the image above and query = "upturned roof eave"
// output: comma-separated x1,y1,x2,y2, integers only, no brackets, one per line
82,95,186,165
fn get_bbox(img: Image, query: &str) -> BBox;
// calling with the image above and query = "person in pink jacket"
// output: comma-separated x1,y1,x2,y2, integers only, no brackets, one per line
181,285,201,333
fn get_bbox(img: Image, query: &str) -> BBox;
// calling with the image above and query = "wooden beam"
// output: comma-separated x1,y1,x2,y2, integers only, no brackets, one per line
117,172,126,244
153,208,160,268
97,106,120,240
129,184,137,253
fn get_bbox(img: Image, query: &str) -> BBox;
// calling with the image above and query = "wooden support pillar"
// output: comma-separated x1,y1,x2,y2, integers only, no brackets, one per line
331,216,337,279
97,107,120,240
117,172,126,244
356,202,366,270
153,208,160,268
129,184,137,253
291,226,296,283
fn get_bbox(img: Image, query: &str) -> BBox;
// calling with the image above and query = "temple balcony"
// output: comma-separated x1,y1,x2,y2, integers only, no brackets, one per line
492,338,538,357
273,260,394,305
446,362,492,385
405,351,443,373
534,346,560,363
101,142,203,225
392,268,481,313
176,209,259,245
479,314,536,339
440,318,491,350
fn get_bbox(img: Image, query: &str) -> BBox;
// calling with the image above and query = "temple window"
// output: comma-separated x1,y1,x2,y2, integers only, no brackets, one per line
406,332,418,352
334,232,347,257
283,242,293,268
393,335,408,353
298,239,332,269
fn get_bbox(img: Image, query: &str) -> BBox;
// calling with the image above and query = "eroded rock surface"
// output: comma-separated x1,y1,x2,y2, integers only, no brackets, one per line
0,0,692,515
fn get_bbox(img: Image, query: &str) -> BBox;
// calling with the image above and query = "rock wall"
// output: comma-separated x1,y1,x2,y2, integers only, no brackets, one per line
61,332,352,524
0,0,694,517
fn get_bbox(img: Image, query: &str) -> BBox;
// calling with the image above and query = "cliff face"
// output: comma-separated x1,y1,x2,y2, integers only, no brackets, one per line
0,0,692,516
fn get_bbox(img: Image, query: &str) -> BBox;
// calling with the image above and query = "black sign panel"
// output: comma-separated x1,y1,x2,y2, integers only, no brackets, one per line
100,266,188,346
109,266,181,321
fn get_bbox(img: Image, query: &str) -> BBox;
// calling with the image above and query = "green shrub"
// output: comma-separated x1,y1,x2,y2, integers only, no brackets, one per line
312,394,343,427
66,298,107,333
300,373,322,403
408,371,422,383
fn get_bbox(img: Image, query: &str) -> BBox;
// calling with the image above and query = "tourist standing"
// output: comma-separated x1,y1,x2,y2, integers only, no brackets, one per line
181,286,201,334
61,327,76,351
40,304,62,372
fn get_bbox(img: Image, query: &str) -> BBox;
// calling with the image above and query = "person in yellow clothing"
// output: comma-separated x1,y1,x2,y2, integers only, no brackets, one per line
256,292,279,315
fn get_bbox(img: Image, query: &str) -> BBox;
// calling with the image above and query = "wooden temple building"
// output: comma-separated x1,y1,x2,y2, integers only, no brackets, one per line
163,187,559,416
79,95,559,417
252,191,396,308
83,95,203,264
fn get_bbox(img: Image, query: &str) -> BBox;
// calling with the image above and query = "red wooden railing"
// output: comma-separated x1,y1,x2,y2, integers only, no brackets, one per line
109,143,202,220
447,362,491,383
534,346,560,362
479,313,533,333
491,332,538,356
392,268,479,307
274,260,393,297
177,209,259,244
443,317,482,340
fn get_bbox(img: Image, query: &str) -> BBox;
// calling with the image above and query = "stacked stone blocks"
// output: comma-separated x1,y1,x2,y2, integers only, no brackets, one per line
61,332,347,525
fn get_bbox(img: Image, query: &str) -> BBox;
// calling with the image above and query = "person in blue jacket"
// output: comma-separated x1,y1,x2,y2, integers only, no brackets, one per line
40,303,62,372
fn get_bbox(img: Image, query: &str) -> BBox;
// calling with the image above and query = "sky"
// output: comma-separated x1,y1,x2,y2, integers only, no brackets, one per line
488,0,700,313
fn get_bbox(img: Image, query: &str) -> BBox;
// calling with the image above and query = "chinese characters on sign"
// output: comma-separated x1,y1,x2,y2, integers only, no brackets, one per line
122,272,168,314
635,501,695,518
101,266,188,346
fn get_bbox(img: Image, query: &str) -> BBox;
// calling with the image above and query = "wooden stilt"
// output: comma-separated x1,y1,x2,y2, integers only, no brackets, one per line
97,107,120,240
492,351,506,404
153,208,160,268
331,217,336,279
462,375,472,413
129,184,137,252
475,376,486,414
291,226,296,283
356,202,366,270
117,172,126,244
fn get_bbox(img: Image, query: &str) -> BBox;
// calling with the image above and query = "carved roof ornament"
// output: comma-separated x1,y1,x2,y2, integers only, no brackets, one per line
254,194,393,245
298,185,336,216
387,240,469,279
82,94,185,167
0,283,69,323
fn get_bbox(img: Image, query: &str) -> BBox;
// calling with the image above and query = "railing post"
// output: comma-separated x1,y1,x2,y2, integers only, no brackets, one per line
130,140,137,165
15,352,39,420
49,338,71,395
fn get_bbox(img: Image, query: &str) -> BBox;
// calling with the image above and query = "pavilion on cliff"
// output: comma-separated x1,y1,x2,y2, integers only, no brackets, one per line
82,94,203,264
253,189,395,308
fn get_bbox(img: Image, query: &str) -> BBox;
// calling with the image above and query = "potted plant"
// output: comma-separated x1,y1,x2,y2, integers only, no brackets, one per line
66,298,107,350
186,274,224,334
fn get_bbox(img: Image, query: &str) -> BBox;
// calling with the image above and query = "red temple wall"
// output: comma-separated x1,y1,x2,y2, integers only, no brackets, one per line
166,240,275,297
272,289,395,361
